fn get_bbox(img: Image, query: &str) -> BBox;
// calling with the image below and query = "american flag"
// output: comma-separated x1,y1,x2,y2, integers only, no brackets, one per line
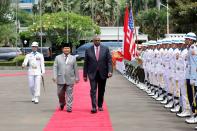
128,8,134,41
128,8,137,59
123,7,136,61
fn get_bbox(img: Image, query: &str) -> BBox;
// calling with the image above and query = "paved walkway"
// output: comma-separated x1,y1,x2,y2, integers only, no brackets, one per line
0,70,194,131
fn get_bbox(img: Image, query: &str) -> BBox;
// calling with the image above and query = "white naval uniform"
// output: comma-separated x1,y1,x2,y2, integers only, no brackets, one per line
173,48,181,98
163,48,170,94
153,49,159,86
142,50,148,82
22,51,45,98
190,44,197,86
155,48,161,87
151,49,157,86
147,49,153,84
158,48,165,89
168,48,175,95
180,48,190,111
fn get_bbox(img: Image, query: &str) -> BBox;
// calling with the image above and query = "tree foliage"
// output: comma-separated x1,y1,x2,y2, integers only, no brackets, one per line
17,9,33,27
29,12,100,46
169,0,197,34
33,0,119,26
136,8,167,39
0,0,12,24
0,24,17,47
80,0,119,26
0,0,17,46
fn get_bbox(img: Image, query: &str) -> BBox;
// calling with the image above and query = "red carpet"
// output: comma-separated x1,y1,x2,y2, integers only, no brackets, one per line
43,71,113,131
0,72,26,77
0,70,51,77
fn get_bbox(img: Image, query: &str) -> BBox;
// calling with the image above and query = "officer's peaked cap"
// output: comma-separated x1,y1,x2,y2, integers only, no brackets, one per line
31,42,39,47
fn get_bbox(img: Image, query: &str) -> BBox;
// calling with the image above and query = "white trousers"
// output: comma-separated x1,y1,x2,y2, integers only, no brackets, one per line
180,80,190,110
158,73,165,88
28,75,41,97
168,78,175,95
173,80,181,97
149,72,156,86
163,74,170,94
172,79,190,110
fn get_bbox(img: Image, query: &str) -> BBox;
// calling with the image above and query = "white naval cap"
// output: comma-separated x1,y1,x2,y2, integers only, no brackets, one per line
156,40,162,45
31,41,39,47
185,32,196,41
171,38,181,44
162,38,172,44
142,42,148,46
179,38,185,44
148,40,157,45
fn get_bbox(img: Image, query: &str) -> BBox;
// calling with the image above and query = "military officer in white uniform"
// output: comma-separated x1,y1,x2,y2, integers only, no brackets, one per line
22,42,45,104
177,39,191,117
184,32,197,124
155,40,166,101
170,38,183,113
160,39,170,104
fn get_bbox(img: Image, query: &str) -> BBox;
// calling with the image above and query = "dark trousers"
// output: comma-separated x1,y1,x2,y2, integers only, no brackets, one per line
89,71,106,109
186,79,197,113
137,67,145,83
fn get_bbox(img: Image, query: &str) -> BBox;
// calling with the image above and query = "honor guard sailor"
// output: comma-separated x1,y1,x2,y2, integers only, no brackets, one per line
22,42,45,104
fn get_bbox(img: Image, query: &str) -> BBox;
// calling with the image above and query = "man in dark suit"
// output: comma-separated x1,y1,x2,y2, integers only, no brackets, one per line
83,35,113,113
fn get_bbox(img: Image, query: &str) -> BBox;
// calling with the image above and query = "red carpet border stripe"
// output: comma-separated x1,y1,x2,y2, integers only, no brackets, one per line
0,70,52,77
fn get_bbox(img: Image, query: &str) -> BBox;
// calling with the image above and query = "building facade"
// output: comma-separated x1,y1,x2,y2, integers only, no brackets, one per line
12,0,38,12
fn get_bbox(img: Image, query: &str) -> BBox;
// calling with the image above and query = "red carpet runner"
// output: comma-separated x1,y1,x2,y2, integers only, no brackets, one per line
43,71,113,131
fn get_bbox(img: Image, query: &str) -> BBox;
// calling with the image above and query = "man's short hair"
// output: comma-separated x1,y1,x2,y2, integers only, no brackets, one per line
61,43,71,48
93,35,101,40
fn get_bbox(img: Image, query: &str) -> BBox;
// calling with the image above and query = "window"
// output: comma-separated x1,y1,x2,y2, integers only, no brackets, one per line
20,0,33,3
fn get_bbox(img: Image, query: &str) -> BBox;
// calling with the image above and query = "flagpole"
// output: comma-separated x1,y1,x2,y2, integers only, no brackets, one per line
66,0,69,44
39,0,43,53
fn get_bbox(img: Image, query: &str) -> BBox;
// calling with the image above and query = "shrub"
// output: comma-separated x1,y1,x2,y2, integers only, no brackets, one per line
0,61,16,66
13,55,25,66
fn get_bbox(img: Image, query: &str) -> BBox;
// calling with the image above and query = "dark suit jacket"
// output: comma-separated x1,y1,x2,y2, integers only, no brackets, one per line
83,45,113,80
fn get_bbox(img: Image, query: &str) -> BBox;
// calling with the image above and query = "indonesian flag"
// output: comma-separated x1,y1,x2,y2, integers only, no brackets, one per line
123,6,135,61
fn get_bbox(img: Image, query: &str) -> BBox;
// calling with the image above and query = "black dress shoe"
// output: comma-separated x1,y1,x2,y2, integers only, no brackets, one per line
34,101,39,104
98,107,103,111
60,105,64,111
67,110,72,113
91,108,97,113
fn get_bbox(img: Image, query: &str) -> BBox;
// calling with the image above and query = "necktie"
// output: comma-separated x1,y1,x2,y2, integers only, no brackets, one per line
96,47,99,61
65,55,68,62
